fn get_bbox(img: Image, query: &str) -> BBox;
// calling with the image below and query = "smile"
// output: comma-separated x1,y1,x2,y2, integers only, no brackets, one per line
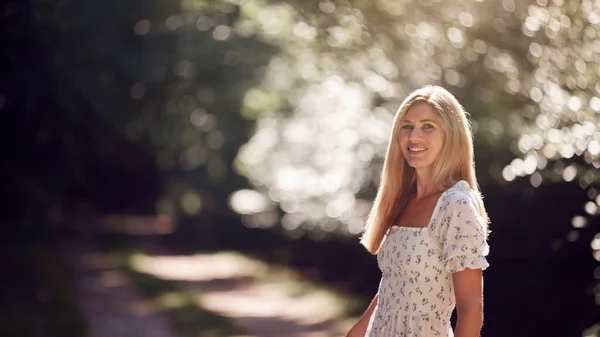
408,147,427,153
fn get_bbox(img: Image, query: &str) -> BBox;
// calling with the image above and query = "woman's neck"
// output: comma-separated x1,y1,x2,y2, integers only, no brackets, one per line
414,169,440,200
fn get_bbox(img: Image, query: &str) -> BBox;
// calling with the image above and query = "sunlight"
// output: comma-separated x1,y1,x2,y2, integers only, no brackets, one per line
236,74,375,234
572,216,587,228
181,191,203,214
199,279,349,325
129,252,268,281
591,234,600,251
229,189,271,215
126,250,359,332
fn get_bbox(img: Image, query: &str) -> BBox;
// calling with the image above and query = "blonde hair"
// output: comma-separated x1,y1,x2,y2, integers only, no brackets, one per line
360,85,489,254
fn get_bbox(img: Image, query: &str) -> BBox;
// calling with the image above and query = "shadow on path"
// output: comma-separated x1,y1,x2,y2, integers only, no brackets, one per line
61,236,179,337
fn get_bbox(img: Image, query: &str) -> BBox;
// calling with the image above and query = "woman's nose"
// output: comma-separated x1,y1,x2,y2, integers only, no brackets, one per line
410,129,423,141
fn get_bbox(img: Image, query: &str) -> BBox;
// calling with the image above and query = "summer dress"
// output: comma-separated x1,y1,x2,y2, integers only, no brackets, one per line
365,181,490,337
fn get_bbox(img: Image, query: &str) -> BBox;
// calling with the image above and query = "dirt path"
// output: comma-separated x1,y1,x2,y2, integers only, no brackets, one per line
62,237,180,337
134,238,353,337
195,278,344,337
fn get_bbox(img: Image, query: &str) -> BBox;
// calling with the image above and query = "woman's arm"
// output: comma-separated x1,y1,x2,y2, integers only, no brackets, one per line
452,268,484,337
346,293,379,337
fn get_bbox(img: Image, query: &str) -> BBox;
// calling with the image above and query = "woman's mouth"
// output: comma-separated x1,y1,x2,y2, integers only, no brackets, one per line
408,147,427,153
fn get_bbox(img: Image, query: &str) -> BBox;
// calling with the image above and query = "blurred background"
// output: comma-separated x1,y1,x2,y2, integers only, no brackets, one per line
1,0,600,336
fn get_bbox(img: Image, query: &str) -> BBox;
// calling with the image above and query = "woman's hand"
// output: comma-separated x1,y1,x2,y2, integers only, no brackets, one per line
345,293,379,337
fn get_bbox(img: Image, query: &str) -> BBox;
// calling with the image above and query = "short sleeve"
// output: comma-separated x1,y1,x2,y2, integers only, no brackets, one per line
436,189,490,273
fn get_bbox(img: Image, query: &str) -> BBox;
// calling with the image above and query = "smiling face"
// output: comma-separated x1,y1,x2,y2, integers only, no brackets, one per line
399,103,446,172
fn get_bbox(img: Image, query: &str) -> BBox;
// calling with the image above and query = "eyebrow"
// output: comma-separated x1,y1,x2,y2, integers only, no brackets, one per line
402,119,438,123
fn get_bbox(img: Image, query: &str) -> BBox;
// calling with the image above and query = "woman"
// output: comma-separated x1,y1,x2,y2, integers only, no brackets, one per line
347,86,490,337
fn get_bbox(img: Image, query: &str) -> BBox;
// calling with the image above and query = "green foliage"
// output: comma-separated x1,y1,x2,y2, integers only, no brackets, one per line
24,0,600,246
27,0,600,247
233,0,600,236
31,0,278,218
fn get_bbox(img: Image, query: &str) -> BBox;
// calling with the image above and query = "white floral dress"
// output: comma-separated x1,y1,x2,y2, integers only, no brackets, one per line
366,181,490,337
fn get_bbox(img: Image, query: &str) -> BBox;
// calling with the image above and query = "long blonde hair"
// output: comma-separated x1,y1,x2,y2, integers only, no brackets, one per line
360,85,489,254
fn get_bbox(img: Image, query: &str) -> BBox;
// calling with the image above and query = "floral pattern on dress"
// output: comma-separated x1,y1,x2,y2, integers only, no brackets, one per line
365,181,489,337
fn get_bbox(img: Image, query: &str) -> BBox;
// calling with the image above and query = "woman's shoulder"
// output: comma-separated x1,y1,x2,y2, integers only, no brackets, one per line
446,180,472,193
440,180,478,208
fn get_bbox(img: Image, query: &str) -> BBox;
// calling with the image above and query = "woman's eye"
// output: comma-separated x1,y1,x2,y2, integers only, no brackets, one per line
423,124,434,129
402,124,413,130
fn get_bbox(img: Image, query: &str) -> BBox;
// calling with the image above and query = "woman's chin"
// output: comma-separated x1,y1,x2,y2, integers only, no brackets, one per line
406,160,434,170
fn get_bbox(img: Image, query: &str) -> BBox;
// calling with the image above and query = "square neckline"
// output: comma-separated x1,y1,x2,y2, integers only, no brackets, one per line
388,180,467,232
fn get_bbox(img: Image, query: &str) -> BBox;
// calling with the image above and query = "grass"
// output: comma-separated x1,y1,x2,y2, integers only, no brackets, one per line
0,238,87,337
126,269,245,337
98,233,246,337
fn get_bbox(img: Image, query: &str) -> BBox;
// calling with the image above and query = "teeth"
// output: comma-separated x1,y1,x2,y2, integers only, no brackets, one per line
409,147,427,152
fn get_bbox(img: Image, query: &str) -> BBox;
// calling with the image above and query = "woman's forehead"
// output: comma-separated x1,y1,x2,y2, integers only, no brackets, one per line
403,103,438,121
